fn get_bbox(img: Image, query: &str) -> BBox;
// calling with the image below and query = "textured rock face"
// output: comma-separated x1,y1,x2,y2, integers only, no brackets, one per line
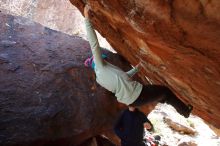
0,0,113,50
0,12,137,146
70,0,220,128
0,0,86,37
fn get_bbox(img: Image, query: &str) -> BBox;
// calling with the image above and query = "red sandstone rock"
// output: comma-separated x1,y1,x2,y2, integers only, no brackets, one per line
69,0,220,128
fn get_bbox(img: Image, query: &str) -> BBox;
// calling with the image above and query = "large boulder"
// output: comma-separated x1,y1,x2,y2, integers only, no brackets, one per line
69,0,220,128
0,12,140,146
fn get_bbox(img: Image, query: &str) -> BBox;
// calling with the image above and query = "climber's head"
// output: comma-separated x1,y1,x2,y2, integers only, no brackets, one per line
128,105,137,112
84,54,107,69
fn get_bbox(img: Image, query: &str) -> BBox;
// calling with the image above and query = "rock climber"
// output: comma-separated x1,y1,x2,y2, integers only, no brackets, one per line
83,5,192,118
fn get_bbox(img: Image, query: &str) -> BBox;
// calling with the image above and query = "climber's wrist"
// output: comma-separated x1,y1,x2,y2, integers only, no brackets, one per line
84,5,90,18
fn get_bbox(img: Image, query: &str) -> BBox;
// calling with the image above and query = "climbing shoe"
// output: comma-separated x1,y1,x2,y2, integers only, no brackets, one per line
182,104,193,118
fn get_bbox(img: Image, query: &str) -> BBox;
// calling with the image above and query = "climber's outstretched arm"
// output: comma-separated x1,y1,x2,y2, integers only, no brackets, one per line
84,5,104,68
126,62,142,77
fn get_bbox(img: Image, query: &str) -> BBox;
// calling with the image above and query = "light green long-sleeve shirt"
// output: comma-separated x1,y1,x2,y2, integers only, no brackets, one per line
85,18,143,105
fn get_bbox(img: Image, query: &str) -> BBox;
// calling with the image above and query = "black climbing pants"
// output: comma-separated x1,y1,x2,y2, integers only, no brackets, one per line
131,85,189,116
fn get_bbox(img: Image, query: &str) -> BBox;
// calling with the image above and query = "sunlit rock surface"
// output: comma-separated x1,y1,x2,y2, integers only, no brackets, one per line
69,0,220,128
0,0,85,37
0,0,112,50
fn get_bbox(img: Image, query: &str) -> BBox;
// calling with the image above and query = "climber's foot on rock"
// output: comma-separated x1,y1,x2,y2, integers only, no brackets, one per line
181,104,193,118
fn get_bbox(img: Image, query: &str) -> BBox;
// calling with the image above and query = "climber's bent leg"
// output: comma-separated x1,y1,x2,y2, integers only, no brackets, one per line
130,85,193,118
131,85,166,106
